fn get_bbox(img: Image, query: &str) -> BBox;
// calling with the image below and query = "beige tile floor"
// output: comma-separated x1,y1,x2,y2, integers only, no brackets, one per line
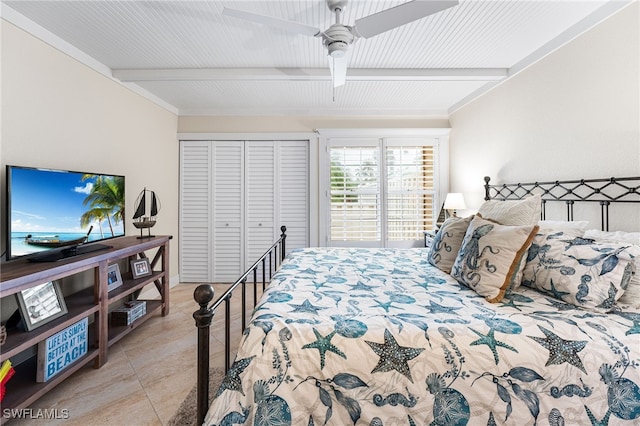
7,283,260,426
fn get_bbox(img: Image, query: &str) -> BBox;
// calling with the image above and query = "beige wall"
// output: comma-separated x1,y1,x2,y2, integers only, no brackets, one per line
1,21,180,278
178,115,450,133
449,3,639,230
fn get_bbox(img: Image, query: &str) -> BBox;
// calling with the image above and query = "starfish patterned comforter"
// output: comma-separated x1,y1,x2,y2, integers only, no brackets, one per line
205,247,640,426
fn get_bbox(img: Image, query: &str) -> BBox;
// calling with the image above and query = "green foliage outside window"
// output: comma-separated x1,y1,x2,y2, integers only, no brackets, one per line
330,161,358,203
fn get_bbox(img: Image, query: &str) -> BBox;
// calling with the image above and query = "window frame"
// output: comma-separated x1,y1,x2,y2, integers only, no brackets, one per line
318,128,450,248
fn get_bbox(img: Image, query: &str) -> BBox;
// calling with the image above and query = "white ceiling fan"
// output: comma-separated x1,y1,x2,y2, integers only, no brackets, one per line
223,0,459,88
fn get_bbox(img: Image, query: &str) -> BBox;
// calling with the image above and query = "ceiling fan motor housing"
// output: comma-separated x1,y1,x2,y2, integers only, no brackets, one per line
324,23,354,57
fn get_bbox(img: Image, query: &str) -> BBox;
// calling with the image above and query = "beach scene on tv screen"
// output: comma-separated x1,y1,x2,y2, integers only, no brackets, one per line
10,168,125,257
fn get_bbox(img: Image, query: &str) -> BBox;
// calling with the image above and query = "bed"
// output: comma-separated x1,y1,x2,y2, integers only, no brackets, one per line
193,176,640,426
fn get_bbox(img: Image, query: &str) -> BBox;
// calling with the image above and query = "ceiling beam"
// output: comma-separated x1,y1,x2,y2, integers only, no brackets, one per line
112,67,507,82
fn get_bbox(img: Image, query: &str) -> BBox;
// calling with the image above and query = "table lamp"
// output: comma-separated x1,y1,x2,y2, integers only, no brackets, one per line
444,193,466,218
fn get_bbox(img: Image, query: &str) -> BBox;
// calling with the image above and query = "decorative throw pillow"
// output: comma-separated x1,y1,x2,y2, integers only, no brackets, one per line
428,215,474,274
521,232,639,312
478,194,541,226
618,276,640,310
451,215,538,303
582,230,640,309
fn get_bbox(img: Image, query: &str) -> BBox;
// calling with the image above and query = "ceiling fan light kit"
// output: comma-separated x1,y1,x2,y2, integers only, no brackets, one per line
223,0,459,88
324,24,354,58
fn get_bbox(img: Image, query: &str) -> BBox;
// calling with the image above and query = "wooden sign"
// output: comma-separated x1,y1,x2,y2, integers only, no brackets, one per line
37,317,88,382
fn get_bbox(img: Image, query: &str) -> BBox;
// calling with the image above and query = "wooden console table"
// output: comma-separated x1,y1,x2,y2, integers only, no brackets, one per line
0,236,170,420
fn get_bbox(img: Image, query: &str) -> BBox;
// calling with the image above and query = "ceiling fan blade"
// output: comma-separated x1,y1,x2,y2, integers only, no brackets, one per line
222,7,322,37
353,0,458,39
328,55,348,88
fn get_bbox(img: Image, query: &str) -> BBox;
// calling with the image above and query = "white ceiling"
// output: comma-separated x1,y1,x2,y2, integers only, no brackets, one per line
1,0,629,116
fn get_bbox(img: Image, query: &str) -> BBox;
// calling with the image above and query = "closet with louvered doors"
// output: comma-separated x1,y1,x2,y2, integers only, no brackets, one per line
179,140,309,283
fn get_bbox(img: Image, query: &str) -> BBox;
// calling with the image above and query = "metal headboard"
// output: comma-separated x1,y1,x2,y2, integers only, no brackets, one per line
484,176,640,231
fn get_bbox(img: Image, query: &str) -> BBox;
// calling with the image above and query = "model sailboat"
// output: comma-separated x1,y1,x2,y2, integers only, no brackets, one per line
132,188,160,238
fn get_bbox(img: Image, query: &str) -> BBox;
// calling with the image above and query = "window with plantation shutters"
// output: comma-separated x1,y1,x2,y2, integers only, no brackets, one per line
325,135,442,248
386,144,436,241
330,142,380,242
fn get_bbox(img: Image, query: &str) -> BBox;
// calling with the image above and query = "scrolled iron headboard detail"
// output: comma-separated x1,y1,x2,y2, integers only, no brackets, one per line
483,176,640,231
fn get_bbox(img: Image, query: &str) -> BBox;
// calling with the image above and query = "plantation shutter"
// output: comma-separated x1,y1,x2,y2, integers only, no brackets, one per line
330,140,381,244
328,137,438,248
386,142,436,242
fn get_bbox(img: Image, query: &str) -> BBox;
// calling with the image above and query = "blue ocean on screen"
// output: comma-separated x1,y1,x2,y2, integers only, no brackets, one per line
10,231,121,257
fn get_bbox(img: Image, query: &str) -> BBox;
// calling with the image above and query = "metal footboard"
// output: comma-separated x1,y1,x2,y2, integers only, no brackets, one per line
192,226,287,425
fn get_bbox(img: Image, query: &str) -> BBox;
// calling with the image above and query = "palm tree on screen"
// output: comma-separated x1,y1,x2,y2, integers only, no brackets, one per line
80,175,125,237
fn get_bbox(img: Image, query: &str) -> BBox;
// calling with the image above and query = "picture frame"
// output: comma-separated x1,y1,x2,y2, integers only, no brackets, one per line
16,281,68,331
130,258,152,279
107,263,123,292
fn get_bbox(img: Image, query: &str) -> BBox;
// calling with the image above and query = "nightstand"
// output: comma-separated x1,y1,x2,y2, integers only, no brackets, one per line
423,230,437,248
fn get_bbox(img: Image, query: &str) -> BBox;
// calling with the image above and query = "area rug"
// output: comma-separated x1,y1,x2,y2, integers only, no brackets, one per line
167,367,225,426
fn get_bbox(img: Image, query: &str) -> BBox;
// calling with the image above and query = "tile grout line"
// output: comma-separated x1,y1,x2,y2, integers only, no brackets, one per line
148,308,200,425
117,333,164,425
117,303,196,425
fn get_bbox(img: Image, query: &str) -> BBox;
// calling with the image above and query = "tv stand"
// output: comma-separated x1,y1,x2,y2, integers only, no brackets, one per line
28,243,112,263
0,236,170,422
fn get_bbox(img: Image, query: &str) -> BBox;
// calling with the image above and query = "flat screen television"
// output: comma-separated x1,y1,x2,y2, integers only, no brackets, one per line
6,165,125,262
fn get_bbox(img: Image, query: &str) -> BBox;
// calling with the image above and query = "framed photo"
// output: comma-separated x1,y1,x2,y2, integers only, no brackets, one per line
107,263,123,292
16,281,68,331
131,258,152,279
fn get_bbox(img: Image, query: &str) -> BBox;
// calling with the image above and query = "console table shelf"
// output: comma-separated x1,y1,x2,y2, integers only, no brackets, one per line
108,299,163,346
0,287,99,361
107,270,165,303
0,235,170,422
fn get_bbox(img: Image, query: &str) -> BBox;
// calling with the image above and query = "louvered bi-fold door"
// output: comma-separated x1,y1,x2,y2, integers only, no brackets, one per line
212,142,245,282
179,141,244,282
180,141,213,282
245,141,310,273
278,141,309,253
180,140,309,283
246,142,276,272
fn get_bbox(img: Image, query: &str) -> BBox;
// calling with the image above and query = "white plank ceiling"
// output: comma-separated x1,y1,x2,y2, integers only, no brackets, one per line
1,0,629,116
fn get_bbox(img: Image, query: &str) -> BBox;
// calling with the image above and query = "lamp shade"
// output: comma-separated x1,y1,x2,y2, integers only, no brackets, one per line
444,193,466,210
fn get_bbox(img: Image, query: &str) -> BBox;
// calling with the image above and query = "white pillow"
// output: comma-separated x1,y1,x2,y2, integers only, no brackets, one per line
538,220,589,234
583,229,640,245
478,194,541,226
